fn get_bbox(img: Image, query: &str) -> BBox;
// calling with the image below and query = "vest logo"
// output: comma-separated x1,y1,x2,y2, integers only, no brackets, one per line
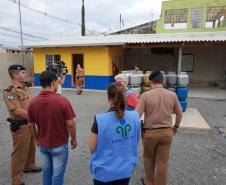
116,118,132,137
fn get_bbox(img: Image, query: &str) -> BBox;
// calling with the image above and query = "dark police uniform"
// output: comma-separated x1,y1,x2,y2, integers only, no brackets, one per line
3,65,40,185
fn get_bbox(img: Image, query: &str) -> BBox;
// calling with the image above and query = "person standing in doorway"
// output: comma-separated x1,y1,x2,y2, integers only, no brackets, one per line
28,71,77,185
75,64,84,95
3,64,41,185
136,70,182,185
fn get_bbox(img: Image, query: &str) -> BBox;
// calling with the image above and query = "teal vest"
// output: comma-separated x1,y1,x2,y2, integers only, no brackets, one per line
90,110,141,182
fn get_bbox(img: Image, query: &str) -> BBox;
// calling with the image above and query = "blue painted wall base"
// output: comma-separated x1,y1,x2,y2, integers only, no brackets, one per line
34,73,114,90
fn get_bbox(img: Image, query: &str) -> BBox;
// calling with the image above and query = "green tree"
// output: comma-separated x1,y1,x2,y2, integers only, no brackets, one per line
81,0,85,36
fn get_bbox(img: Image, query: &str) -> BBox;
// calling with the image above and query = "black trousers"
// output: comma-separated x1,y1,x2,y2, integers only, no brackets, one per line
93,178,130,185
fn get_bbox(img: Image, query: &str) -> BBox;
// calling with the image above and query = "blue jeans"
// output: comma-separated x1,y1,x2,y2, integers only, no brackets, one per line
39,144,68,185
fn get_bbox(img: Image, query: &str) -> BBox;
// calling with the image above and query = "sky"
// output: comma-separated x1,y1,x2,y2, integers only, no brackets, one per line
0,0,164,47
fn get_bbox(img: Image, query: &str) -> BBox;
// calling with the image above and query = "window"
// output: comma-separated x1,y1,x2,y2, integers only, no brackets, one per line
45,54,61,68
164,9,188,29
182,54,194,72
191,8,203,29
206,6,226,28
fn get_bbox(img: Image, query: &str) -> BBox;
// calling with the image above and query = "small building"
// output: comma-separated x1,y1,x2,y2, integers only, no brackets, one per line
27,31,226,90
111,21,156,35
0,47,33,90
0,47,28,54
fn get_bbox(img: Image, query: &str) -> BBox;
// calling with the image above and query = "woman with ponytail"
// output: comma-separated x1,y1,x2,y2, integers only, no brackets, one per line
89,82,141,185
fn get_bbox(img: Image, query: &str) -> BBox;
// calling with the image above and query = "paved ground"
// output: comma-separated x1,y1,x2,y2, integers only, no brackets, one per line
1,89,226,185
189,86,226,100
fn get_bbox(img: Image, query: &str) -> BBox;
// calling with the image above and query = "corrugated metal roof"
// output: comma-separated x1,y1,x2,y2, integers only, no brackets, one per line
26,31,226,48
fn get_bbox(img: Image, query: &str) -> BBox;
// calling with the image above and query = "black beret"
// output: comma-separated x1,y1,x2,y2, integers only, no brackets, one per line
8,64,26,71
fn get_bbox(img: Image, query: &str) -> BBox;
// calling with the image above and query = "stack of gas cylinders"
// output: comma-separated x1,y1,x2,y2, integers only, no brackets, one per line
176,72,189,112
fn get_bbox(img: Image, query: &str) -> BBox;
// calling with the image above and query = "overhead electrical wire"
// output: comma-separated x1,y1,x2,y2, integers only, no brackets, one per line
4,0,99,35
5,0,78,25
0,32,38,42
1,0,107,47
0,26,47,39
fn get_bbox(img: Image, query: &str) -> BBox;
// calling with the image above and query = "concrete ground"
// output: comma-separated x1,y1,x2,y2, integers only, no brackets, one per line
172,108,211,130
1,89,226,185
189,86,226,99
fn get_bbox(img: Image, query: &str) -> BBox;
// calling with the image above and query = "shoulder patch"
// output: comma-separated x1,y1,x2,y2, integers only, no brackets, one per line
7,95,14,101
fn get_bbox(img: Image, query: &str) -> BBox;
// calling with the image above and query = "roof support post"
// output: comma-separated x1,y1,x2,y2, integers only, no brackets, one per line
177,47,183,74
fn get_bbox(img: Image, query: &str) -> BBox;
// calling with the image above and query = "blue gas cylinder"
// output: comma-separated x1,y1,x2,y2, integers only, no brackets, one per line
176,86,188,101
180,100,187,112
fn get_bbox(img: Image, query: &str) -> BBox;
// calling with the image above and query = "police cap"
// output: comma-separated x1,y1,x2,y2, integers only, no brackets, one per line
8,64,26,71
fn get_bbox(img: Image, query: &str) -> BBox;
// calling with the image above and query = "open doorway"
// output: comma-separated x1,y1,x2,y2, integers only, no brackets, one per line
72,54,84,86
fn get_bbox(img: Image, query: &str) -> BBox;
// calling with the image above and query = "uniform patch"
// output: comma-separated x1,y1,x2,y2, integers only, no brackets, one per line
7,95,14,101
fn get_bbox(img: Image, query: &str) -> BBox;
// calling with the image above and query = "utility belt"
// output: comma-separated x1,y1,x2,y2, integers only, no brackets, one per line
6,118,28,132
143,127,171,131
141,123,171,137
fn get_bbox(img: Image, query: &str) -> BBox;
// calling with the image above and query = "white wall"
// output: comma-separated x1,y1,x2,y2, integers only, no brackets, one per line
183,47,226,84
0,53,33,90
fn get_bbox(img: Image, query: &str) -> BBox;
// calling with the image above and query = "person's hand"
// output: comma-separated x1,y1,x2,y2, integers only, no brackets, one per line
71,138,77,149
62,69,67,75
172,126,179,135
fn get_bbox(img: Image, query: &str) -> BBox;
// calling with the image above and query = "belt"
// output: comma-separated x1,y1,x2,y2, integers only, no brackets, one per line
143,127,171,131
18,119,28,125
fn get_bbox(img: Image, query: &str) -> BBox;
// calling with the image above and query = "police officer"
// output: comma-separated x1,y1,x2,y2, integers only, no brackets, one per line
3,65,41,185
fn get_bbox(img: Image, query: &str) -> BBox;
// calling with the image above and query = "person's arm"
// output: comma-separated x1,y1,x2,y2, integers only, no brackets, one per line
88,132,98,152
172,96,183,134
66,119,77,149
27,104,38,141
135,94,145,117
88,116,98,152
57,75,66,85
3,91,28,119
63,98,77,149
75,68,78,79
11,109,28,119
28,122,38,140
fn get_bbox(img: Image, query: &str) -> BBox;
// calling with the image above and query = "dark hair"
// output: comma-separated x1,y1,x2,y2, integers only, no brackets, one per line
149,70,163,84
39,71,57,88
107,82,126,119
8,70,19,79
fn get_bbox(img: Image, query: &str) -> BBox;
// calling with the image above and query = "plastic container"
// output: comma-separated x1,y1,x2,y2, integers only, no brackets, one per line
176,86,189,101
180,100,187,112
